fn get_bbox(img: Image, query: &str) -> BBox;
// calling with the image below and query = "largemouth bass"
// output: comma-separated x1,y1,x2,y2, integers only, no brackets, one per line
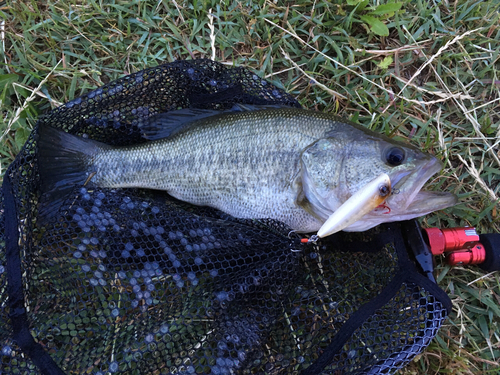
38,106,457,232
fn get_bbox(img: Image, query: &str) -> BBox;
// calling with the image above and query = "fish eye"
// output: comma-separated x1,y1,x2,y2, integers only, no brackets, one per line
385,147,405,166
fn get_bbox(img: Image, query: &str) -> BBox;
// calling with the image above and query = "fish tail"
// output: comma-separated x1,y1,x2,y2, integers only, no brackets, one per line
37,126,108,218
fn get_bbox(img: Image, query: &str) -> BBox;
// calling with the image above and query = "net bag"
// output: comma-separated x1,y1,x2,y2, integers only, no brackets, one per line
1,59,451,374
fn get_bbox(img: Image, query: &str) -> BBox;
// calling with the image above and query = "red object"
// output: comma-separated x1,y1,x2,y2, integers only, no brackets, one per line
447,244,487,266
424,227,479,255
423,227,487,266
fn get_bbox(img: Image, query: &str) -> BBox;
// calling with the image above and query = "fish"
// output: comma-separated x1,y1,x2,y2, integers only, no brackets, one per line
37,105,457,232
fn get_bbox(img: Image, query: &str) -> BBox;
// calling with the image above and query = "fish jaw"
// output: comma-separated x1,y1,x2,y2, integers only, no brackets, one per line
388,155,443,211
397,190,458,218
343,190,457,231
385,154,457,215
344,157,457,231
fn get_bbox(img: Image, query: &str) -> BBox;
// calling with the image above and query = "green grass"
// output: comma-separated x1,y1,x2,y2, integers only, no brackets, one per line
1,0,499,373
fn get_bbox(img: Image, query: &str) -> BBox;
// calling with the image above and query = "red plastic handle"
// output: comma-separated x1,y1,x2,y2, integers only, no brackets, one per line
423,227,479,255
446,244,486,266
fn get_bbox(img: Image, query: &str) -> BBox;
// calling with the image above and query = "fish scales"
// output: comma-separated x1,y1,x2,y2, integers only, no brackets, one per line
91,110,336,231
37,107,457,232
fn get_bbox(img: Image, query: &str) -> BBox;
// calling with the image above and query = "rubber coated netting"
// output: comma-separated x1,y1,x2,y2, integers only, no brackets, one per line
1,59,452,374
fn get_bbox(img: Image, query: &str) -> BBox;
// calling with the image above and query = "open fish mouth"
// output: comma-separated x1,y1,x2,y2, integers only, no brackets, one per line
316,156,458,237
387,157,457,217
341,158,457,233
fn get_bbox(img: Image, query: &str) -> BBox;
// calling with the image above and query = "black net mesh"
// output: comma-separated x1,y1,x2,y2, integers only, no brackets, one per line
1,59,451,374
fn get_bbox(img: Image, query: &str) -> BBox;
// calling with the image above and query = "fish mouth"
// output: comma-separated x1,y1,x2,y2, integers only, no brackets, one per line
386,157,457,216
343,158,457,232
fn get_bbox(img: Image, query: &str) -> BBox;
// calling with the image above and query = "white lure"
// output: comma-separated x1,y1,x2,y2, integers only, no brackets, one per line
316,173,391,238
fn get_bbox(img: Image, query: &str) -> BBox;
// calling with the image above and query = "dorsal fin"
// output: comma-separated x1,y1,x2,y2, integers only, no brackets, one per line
229,103,292,112
139,104,296,141
138,109,222,140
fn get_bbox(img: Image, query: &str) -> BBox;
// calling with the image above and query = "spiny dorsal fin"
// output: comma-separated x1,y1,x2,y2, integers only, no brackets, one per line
138,109,222,140
229,103,292,112
138,104,295,141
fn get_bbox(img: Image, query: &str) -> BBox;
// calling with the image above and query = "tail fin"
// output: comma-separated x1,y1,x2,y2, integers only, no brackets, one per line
37,126,108,219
